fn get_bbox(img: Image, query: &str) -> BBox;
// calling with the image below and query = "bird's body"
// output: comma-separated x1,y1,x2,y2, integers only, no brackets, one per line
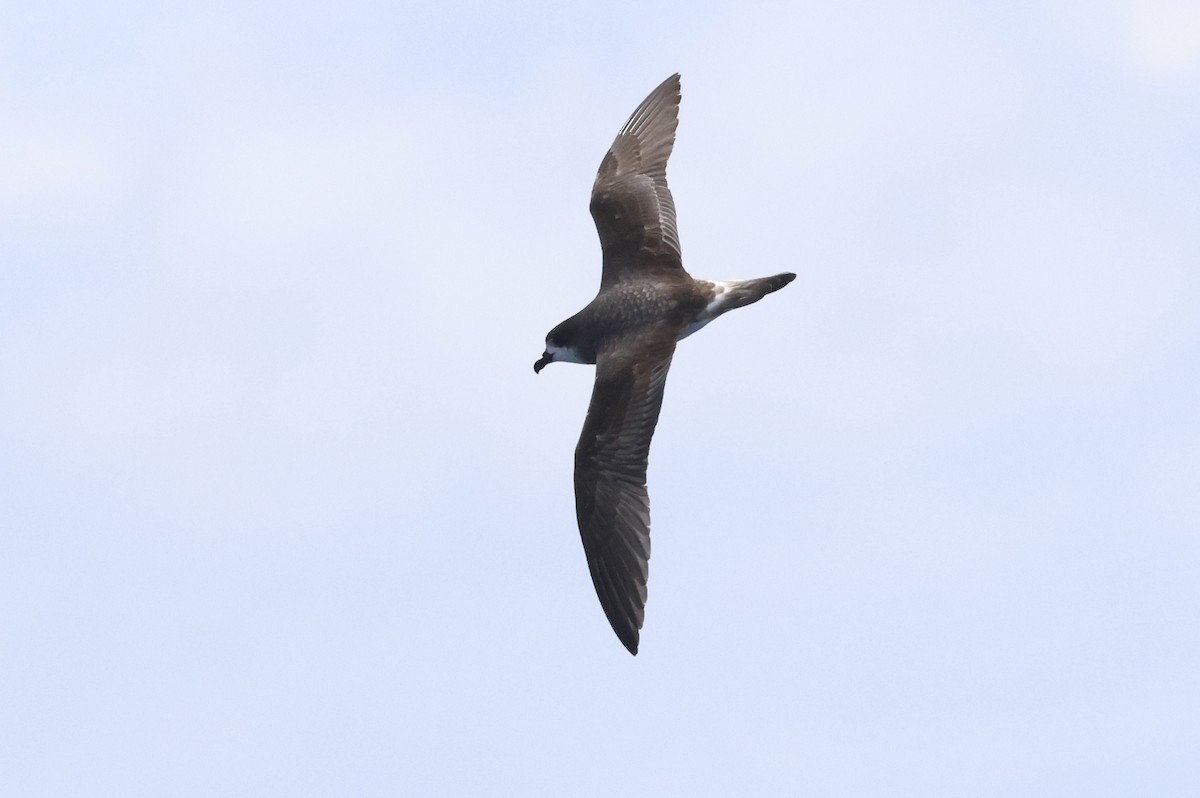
535,74,794,655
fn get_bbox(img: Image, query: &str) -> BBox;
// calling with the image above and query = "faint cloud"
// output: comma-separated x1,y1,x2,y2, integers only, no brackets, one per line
0,119,128,216
1050,0,1200,79
1127,0,1200,77
169,113,416,243
944,182,1187,379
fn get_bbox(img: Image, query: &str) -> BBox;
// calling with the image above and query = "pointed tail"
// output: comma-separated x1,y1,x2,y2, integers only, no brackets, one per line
681,272,795,339
726,272,795,308
707,271,795,314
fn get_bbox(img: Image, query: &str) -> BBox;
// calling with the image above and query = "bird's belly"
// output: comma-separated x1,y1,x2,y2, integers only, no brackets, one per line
677,319,711,341
676,282,735,340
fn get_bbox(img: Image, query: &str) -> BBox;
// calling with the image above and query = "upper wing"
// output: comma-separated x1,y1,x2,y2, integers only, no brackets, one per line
573,332,677,655
589,74,687,288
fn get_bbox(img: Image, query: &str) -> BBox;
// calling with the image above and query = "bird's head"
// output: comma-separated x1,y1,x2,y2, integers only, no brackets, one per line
534,330,586,374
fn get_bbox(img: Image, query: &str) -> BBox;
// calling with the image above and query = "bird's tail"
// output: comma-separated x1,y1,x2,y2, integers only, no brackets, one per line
702,272,796,318
725,272,795,308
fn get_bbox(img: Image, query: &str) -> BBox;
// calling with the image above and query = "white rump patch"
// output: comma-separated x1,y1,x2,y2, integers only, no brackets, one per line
705,280,736,306
679,280,738,340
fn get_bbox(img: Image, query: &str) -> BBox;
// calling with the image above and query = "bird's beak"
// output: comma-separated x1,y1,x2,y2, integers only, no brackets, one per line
533,353,552,374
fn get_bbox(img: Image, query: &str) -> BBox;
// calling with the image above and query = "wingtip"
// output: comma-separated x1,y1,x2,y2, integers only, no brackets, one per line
610,620,640,655
649,72,681,100
612,620,641,655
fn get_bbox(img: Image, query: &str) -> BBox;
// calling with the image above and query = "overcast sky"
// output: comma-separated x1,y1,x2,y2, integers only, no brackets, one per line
3,1,1199,795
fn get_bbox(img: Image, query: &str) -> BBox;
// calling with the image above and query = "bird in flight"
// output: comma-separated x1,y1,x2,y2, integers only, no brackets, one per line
534,73,795,654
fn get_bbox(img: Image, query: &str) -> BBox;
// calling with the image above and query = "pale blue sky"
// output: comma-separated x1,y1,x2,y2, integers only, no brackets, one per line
3,1,1199,795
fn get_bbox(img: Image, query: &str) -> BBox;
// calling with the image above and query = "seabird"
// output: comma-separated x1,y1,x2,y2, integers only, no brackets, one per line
535,73,795,655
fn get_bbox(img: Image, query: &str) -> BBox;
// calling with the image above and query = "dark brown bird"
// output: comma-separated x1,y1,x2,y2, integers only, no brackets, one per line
535,73,794,654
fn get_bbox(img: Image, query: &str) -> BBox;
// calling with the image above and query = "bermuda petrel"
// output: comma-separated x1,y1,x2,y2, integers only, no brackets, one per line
535,73,795,654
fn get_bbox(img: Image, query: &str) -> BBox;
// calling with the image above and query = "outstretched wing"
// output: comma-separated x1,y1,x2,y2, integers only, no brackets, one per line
573,331,677,654
590,73,687,288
